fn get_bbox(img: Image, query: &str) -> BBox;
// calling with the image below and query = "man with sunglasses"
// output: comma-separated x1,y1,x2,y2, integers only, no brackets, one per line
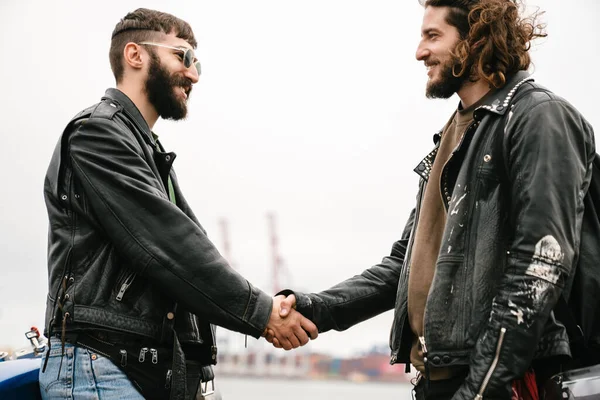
39,8,317,400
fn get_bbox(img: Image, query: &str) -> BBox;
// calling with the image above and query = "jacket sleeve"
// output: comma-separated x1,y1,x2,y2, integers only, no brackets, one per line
454,97,595,399
68,116,273,338
287,208,415,332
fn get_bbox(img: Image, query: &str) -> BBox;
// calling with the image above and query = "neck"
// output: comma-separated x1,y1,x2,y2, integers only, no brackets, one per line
116,82,159,130
457,79,490,109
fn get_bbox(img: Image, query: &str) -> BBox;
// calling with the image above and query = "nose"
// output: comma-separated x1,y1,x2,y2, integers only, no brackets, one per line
184,64,199,84
416,40,429,61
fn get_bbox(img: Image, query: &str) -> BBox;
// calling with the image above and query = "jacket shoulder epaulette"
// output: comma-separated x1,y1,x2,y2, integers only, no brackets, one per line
89,99,121,121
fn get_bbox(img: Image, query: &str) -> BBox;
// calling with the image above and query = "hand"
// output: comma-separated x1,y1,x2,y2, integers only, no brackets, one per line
263,293,298,344
263,293,298,346
269,294,308,349
278,294,296,318
262,295,318,350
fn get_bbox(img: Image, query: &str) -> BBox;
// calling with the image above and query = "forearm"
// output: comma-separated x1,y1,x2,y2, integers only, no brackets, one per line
283,254,401,332
285,211,414,333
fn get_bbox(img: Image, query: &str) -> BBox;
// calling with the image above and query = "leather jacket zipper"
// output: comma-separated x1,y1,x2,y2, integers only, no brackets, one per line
165,369,172,389
391,178,427,363
475,327,506,399
440,120,479,211
116,273,136,301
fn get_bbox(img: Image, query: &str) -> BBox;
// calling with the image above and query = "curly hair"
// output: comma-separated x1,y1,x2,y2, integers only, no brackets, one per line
422,0,546,88
109,8,197,83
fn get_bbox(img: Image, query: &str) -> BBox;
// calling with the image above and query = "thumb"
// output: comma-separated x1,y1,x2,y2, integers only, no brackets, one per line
279,294,296,317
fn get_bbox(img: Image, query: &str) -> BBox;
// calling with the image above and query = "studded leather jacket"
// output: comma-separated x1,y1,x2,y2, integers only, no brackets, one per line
43,88,273,365
289,72,596,399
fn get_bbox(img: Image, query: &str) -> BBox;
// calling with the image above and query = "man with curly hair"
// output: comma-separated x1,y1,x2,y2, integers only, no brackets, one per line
268,1,596,399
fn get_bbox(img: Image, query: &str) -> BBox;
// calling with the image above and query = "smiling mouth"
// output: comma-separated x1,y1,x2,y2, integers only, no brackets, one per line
178,86,191,99
425,63,439,77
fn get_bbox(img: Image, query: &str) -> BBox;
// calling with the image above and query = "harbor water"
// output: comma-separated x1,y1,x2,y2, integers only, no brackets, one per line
216,376,414,400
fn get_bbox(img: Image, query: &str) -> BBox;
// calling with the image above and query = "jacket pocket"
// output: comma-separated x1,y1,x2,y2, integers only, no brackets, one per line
39,339,75,394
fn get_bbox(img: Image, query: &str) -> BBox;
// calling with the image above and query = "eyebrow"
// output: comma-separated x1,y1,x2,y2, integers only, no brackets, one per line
422,28,441,37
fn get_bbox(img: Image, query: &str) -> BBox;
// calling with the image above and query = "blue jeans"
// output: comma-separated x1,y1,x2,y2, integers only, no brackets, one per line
39,338,144,399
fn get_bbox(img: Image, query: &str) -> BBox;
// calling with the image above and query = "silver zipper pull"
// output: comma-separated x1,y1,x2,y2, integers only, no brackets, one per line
116,274,136,301
116,282,131,301
165,369,172,389
139,347,148,362
120,349,127,367
150,348,158,364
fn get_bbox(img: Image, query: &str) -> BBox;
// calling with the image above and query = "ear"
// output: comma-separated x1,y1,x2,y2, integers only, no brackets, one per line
122,42,145,71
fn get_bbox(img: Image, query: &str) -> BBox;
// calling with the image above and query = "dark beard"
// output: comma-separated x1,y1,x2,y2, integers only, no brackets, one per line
426,56,469,99
145,51,192,121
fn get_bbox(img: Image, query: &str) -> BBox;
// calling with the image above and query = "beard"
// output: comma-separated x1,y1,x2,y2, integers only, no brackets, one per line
145,51,192,121
425,54,470,99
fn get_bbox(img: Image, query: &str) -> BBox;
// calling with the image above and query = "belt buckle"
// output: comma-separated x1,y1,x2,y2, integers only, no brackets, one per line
199,379,215,399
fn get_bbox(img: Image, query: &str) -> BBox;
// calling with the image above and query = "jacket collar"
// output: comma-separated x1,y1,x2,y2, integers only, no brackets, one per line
102,88,154,145
413,71,533,181
472,70,534,120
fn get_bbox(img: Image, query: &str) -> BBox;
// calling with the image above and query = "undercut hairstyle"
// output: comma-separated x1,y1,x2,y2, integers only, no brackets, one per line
422,0,546,88
109,8,197,83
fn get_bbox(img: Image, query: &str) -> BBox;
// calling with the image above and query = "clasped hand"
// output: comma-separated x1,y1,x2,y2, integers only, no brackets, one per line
262,294,317,350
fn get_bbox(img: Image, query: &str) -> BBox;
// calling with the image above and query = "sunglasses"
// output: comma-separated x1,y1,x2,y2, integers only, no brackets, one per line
138,42,201,76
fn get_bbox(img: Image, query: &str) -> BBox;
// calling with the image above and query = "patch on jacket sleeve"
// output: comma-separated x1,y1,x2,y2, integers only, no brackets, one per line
510,279,554,327
508,300,525,325
525,235,564,284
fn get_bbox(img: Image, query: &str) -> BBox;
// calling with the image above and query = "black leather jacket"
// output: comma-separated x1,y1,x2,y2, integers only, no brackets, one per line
43,88,273,364
290,72,596,399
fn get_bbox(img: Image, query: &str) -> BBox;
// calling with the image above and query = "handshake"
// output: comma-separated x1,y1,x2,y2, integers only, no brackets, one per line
261,294,318,350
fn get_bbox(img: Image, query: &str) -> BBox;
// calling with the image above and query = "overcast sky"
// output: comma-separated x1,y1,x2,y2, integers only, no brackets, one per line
1,0,599,357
